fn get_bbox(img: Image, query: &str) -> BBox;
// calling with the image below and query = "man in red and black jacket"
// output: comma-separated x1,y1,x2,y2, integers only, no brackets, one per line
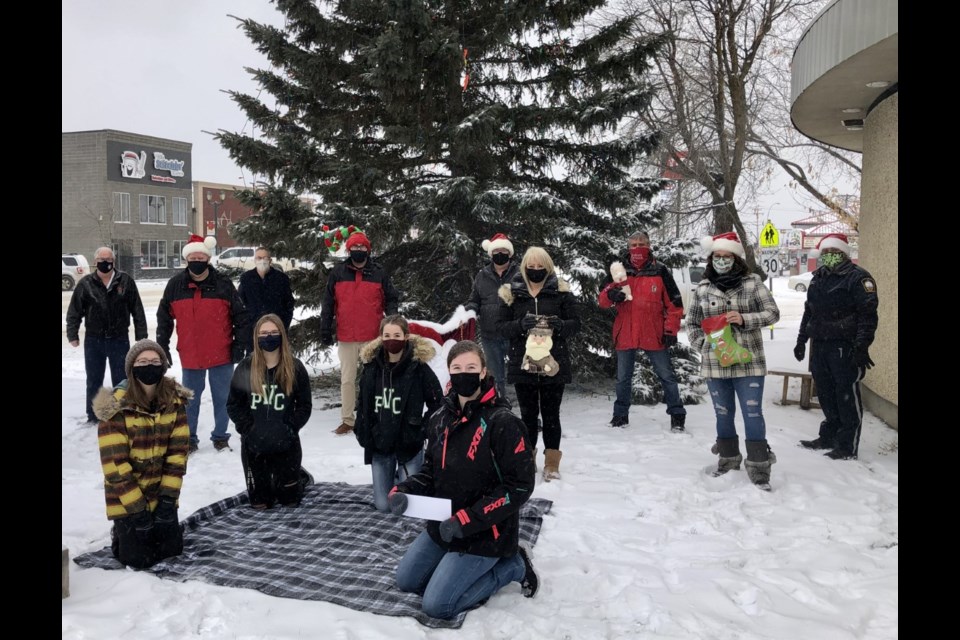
157,235,249,452
599,231,687,431
320,232,399,435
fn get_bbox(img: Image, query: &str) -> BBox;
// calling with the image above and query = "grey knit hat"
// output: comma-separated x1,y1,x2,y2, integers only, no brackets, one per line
125,339,169,379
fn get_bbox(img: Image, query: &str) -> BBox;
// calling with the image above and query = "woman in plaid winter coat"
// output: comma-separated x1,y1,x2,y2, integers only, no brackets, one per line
687,233,780,488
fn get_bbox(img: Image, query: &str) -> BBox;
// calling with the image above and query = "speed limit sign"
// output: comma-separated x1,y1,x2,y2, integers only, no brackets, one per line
763,257,779,273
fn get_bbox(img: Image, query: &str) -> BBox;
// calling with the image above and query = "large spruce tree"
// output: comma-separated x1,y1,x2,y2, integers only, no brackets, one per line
220,0,664,377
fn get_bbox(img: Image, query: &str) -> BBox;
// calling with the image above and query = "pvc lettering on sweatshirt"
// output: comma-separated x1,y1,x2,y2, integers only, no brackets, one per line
375,388,401,415
250,385,286,411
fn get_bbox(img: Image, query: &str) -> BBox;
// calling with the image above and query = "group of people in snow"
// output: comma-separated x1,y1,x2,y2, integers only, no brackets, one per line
67,225,877,618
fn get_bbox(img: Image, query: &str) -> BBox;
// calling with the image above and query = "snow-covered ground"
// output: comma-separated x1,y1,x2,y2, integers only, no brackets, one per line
62,278,897,639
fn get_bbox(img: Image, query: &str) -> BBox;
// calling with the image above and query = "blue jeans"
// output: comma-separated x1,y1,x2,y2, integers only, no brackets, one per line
182,363,234,445
396,530,525,620
84,336,129,422
614,348,686,418
482,338,510,398
706,376,766,441
370,450,423,512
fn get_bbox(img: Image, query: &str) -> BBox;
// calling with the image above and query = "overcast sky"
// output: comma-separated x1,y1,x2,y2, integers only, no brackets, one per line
62,1,281,187
62,1,845,232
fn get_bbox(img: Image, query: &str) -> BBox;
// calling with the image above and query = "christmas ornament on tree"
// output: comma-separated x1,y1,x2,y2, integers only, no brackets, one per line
321,224,362,254
701,315,753,367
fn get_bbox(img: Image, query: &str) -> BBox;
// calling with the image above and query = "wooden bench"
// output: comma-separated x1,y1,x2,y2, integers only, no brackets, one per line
768,370,820,410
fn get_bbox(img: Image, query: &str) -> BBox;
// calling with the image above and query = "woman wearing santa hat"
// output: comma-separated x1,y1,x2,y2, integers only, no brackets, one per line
687,232,780,488
794,233,879,460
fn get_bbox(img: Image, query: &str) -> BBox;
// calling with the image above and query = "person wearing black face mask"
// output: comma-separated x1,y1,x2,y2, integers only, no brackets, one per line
465,233,519,400
227,315,314,508
66,246,148,423
158,235,250,453
353,315,443,512
93,339,191,569
319,231,400,437
495,246,581,482
392,340,538,619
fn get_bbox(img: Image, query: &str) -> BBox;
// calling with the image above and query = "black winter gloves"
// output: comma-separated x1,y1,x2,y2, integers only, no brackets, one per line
853,345,874,369
520,315,538,331
793,341,806,362
606,288,627,303
439,517,465,543
387,490,408,516
320,331,334,347
547,316,564,334
154,497,178,525
662,334,677,348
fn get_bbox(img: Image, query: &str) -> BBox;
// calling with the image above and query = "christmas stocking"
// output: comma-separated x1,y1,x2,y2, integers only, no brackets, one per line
701,315,753,367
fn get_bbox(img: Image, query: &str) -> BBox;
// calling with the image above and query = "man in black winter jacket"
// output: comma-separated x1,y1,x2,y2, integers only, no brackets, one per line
465,233,519,397
237,247,295,348
794,234,879,460
66,247,147,423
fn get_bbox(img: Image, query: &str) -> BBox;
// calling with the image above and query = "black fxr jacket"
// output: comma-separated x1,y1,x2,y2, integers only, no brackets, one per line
396,379,536,558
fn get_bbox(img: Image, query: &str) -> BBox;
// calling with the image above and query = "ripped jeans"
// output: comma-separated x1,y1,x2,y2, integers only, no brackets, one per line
705,376,766,441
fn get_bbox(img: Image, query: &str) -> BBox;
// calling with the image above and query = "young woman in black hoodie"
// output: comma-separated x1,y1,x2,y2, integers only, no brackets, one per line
227,314,312,508
390,340,539,620
354,315,443,512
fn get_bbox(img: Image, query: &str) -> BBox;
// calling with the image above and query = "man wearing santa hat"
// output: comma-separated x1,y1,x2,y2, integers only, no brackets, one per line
465,233,519,397
158,235,249,452
794,233,879,460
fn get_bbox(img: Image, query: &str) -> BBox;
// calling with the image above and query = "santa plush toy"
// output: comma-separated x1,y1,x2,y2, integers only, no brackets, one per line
609,261,633,300
407,306,478,389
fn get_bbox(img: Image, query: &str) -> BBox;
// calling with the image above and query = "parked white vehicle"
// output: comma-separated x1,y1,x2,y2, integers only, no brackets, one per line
210,247,306,273
788,271,815,292
672,263,705,316
62,254,90,291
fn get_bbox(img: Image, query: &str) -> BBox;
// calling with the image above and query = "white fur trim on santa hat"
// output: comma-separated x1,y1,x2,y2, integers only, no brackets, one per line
701,235,745,258
481,235,514,256
182,236,218,259
809,235,851,259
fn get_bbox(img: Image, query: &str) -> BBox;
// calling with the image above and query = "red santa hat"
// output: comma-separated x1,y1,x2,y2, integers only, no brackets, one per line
701,231,745,259
182,234,217,260
809,233,851,259
345,231,371,251
481,233,514,257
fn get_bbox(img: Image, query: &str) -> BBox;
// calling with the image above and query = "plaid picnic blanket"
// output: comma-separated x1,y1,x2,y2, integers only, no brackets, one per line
74,482,553,629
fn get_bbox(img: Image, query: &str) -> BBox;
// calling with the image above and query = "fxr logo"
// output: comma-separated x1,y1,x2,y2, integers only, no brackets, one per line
466,425,485,460
483,496,507,514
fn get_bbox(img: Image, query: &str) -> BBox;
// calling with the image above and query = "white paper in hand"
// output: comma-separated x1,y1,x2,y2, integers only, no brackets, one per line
403,495,452,521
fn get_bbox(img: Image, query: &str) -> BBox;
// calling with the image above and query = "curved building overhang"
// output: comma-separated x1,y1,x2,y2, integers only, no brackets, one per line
791,0,898,151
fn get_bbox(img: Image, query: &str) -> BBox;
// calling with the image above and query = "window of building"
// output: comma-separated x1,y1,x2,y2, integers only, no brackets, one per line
112,192,131,223
171,240,185,268
139,195,166,224
172,197,187,226
140,240,167,269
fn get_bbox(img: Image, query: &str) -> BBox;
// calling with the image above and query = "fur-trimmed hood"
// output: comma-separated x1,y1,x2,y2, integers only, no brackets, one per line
359,334,437,365
92,381,194,421
498,273,571,306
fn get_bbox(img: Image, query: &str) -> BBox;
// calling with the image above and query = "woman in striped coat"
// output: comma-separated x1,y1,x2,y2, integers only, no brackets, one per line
94,339,191,569
687,233,780,488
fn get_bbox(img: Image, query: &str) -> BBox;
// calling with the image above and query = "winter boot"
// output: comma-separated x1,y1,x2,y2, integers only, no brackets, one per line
517,543,540,598
543,449,562,482
710,437,742,477
799,437,835,450
670,414,686,433
609,415,629,428
745,440,777,488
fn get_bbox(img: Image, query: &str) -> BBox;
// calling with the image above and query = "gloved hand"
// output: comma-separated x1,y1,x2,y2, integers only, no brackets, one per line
662,334,677,348
547,316,564,334
793,341,806,362
606,287,627,303
161,347,174,368
388,490,408,516
439,517,464,543
853,345,874,369
320,331,334,347
520,315,538,331
153,497,178,525
130,509,154,543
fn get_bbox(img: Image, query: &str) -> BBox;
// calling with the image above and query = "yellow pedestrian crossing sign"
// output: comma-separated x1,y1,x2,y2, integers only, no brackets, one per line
760,221,779,248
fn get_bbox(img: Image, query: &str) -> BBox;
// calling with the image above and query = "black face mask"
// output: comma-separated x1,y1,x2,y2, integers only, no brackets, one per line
450,372,483,398
132,364,164,386
526,268,547,284
258,335,283,352
187,261,209,276
491,252,510,266
350,250,368,264
96,261,114,274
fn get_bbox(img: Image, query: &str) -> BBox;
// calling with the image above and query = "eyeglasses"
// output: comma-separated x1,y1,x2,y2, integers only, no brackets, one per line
258,331,282,337
134,359,164,367
98,259,115,264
